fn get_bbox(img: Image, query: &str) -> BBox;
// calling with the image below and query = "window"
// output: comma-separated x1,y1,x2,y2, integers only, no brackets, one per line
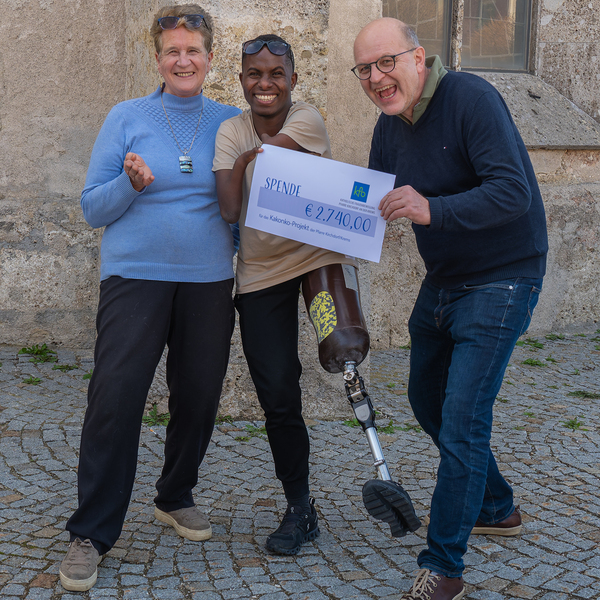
382,0,532,71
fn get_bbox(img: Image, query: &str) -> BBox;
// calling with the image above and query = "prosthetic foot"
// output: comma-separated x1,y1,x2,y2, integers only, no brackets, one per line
302,264,421,537
343,362,421,537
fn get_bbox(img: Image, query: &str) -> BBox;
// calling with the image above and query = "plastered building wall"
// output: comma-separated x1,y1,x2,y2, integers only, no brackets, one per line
1,0,599,418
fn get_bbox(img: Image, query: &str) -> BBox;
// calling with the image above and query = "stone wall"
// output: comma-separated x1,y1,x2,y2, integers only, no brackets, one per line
536,0,600,123
0,0,126,348
532,151,600,331
1,0,600,419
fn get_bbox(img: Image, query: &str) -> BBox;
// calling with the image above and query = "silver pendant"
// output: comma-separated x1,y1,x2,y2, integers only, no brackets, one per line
179,156,193,173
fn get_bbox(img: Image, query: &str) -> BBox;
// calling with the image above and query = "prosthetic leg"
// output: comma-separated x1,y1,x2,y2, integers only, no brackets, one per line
302,264,421,537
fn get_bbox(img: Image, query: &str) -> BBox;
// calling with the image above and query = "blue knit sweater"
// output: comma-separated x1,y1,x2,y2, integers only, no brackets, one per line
82,87,240,282
369,70,548,288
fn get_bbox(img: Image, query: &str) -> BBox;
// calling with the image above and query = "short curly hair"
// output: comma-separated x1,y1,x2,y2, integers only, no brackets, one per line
151,4,213,55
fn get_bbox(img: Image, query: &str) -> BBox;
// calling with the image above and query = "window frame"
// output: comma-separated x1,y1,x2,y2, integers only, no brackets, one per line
452,0,535,73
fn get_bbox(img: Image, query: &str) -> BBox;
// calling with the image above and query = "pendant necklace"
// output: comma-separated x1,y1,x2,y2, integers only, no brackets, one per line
161,88,204,173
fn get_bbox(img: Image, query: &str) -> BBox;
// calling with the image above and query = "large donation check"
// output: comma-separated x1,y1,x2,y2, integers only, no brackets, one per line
246,145,396,262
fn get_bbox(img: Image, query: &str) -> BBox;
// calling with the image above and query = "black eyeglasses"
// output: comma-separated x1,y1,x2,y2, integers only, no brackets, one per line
158,14,211,33
351,48,417,80
242,39,291,57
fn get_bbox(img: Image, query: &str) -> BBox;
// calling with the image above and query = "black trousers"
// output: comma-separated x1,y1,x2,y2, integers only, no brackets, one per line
66,276,234,554
235,276,310,501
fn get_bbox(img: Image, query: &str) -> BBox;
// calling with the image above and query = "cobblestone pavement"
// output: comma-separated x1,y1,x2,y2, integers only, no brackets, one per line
0,331,599,600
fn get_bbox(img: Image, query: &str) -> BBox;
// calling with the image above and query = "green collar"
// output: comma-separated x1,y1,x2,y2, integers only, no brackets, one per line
398,55,447,125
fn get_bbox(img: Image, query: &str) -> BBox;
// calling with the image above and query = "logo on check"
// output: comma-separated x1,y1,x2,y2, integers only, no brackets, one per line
351,182,369,202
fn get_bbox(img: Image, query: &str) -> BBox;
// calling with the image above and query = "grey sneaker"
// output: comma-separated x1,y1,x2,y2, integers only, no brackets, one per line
59,538,102,592
154,506,212,541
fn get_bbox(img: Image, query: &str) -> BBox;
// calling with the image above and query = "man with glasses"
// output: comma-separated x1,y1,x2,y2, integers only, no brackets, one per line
213,34,357,555
352,18,547,600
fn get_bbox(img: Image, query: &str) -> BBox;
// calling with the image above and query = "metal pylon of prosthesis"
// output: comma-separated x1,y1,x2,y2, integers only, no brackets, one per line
343,361,391,481
343,361,421,538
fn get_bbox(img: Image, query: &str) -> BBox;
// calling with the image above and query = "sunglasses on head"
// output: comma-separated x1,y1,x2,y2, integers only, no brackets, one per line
158,14,211,32
242,39,290,57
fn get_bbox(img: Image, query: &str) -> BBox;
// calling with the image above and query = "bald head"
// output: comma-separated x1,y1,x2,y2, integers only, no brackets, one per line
353,18,417,59
353,18,427,120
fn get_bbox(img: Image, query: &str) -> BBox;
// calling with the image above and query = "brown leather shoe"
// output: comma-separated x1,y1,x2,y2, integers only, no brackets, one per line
401,569,465,599
471,506,522,536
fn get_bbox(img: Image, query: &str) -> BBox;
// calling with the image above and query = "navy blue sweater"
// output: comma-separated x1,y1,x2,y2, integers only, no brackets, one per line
369,70,548,288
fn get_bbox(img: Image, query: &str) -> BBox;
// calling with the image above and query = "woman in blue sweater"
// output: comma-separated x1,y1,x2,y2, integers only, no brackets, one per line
59,4,239,592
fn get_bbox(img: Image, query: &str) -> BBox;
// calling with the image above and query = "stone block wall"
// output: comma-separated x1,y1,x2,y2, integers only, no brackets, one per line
536,0,600,123
532,151,600,330
0,0,126,348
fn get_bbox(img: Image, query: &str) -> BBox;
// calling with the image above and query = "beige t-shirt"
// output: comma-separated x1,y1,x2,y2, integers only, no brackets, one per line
213,102,356,294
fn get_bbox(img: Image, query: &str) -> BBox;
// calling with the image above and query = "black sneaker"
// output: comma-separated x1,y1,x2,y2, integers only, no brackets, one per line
266,498,320,555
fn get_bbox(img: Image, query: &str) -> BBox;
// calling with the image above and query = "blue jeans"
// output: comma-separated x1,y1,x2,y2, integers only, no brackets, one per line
408,277,542,577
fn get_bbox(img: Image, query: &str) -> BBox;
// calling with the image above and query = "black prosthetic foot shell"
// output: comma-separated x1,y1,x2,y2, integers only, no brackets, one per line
362,479,421,537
